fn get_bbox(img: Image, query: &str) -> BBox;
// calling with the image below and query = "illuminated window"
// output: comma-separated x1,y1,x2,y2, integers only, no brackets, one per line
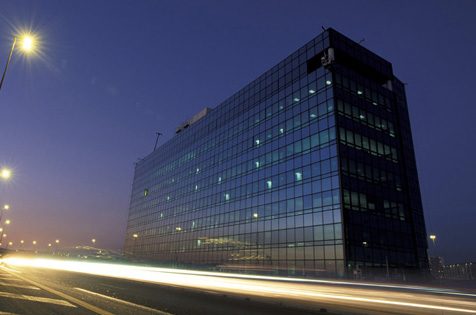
357,90,363,95
294,98,300,102
295,172,302,181
144,189,148,196
326,80,332,85
225,193,230,201
309,89,316,94
267,180,272,189
255,161,260,168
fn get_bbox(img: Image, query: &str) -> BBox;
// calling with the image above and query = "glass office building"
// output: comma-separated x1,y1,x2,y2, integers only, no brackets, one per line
124,28,428,280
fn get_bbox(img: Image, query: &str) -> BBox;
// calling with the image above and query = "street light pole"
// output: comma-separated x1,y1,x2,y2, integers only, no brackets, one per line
0,37,17,92
430,234,437,257
132,234,138,255
0,204,9,223
0,35,33,92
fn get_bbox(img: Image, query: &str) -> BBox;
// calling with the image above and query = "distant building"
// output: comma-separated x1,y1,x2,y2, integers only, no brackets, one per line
124,28,429,280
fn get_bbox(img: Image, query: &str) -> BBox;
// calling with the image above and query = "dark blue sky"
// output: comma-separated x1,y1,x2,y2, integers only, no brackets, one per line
0,0,474,263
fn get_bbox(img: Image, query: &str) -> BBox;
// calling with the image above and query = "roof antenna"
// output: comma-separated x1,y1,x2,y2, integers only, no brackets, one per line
321,26,326,31
154,132,162,151
358,38,365,44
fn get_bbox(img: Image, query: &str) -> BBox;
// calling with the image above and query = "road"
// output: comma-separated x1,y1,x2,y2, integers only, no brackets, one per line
1,257,476,314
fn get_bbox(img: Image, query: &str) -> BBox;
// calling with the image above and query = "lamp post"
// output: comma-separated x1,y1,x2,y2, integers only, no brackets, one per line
0,220,10,244
132,234,138,255
430,234,437,257
0,204,9,223
20,240,24,250
55,239,59,253
0,36,33,91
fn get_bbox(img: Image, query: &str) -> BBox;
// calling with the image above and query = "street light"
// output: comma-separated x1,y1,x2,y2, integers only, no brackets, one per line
0,219,10,244
0,168,11,179
132,233,138,255
0,204,9,223
0,35,34,91
430,234,437,257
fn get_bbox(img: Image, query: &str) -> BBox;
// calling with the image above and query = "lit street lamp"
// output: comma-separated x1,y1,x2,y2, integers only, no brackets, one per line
0,219,10,244
430,234,437,257
0,36,33,91
0,168,11,180
20,240,24,250
132,233,138,255
0,204,9,223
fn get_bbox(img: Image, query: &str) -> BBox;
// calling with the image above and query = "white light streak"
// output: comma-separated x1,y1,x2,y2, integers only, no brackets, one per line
2,258,476,314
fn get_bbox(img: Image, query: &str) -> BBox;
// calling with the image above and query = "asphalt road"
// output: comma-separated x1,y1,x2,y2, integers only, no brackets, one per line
1,259,476,315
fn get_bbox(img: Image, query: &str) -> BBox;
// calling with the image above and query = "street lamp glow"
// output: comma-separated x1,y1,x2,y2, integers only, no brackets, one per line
1,33,37,92
3,205,9,210
5,220,10,225
430,235,436,240
22,37,33,50
0,169,11,179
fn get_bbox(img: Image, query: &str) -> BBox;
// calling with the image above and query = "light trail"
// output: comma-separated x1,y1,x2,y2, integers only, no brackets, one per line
2,257,476,314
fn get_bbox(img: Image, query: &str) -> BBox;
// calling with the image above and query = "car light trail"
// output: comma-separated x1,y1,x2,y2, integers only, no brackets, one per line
2,257,476,314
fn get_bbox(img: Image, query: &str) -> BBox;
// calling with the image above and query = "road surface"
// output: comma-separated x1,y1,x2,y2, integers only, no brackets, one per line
1,258,476,314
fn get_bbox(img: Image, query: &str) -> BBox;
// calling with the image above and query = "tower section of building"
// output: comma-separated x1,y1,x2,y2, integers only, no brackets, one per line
124,28,428,280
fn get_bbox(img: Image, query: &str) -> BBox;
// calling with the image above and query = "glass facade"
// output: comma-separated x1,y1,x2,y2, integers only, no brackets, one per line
124,29,428,280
